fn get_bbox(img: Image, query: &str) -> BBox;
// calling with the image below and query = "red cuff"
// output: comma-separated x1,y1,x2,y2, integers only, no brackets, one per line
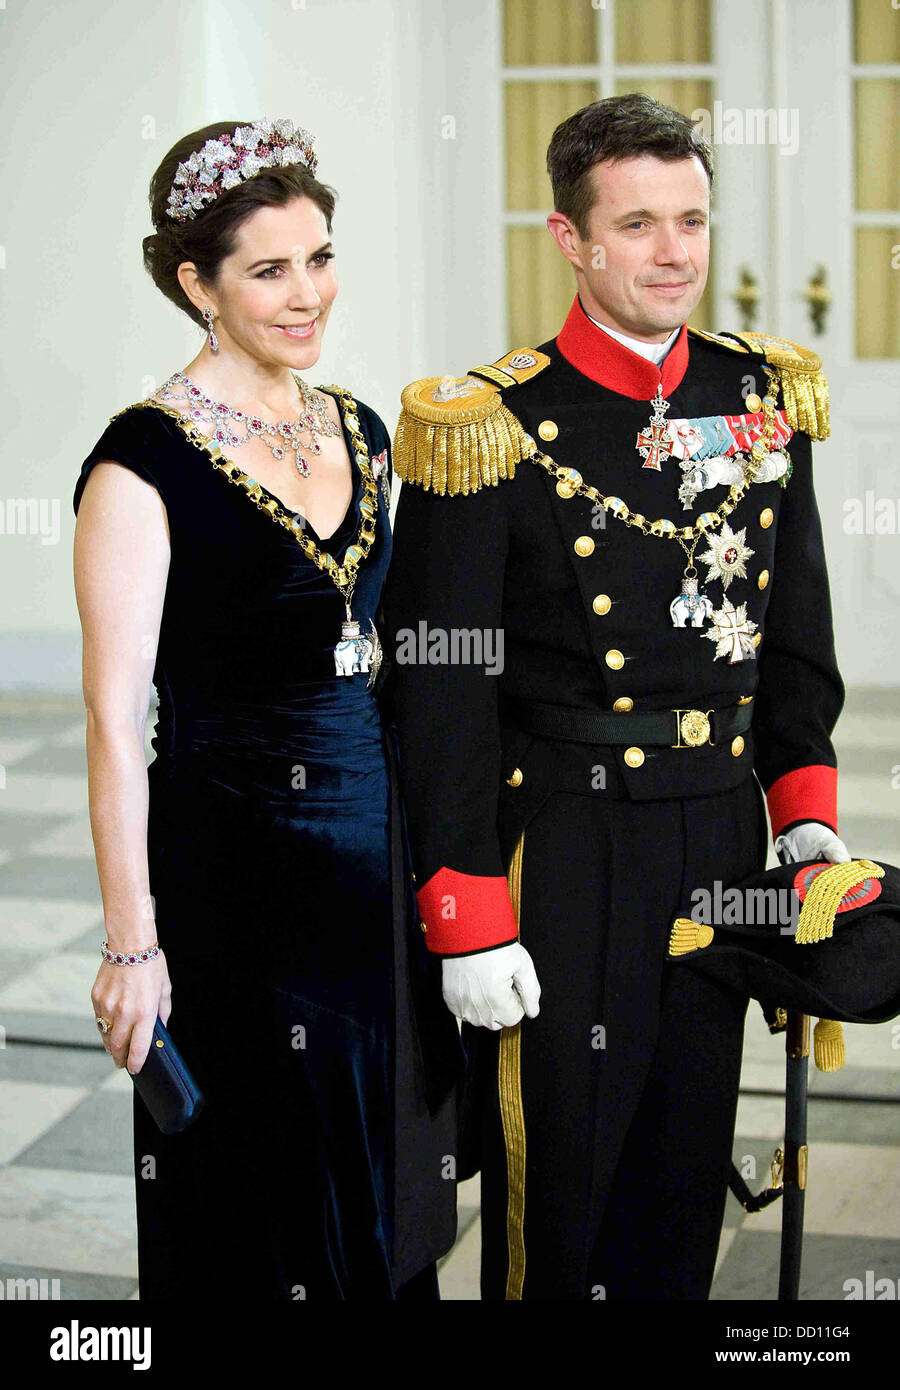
766,765,838,839
416,866,519,955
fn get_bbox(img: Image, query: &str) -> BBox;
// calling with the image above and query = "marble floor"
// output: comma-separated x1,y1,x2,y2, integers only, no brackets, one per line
0,690,897,1300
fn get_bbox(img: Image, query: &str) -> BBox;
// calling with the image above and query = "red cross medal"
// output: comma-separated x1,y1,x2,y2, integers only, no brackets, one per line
635,385,675,471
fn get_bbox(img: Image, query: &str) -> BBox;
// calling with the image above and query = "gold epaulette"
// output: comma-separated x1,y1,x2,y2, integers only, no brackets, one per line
690,327,830,441
392,348,550,496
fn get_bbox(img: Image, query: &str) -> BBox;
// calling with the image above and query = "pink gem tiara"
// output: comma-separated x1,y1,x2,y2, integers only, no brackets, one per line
165,118,318,223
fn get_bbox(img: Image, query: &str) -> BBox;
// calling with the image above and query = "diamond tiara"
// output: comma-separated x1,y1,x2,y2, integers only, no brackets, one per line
165,118,318,224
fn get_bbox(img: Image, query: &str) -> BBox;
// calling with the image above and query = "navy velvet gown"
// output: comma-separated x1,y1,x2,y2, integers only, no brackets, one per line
74,386,464,1300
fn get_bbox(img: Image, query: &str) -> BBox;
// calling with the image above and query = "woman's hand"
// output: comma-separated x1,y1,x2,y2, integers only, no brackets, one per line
91,952,172,1073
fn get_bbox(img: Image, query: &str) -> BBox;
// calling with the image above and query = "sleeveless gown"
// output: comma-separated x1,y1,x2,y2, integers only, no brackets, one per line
74,386,463,1300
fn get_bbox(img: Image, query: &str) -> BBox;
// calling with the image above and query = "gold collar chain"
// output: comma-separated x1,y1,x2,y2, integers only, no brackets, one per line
132,384,379,599
525,365,782,545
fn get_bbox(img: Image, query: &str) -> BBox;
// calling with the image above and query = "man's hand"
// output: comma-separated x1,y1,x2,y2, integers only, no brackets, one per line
442,941,541,1030
775,821,851,865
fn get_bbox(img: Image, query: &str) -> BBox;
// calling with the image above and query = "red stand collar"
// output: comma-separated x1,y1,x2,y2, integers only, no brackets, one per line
556,295,690,399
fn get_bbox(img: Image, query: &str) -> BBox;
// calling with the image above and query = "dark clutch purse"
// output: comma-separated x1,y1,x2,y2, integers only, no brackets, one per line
130,1016,205,1134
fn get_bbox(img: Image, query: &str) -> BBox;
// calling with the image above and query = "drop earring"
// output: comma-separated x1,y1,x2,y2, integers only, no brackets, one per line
202,306,219,353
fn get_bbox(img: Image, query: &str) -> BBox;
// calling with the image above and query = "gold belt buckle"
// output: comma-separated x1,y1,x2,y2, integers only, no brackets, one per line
672,708,715,748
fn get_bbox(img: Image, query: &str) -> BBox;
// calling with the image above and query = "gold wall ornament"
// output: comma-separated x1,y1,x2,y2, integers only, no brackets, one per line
802,265,831,337
731,264,760,332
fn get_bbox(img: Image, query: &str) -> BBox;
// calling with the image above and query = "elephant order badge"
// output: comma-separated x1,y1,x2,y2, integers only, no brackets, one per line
670,572,714,628
334,616,382,688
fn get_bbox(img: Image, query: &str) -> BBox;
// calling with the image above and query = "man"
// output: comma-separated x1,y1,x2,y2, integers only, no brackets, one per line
381,93,848,1300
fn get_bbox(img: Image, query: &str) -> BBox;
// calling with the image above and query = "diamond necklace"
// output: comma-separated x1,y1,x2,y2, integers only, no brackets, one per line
154,370,340,477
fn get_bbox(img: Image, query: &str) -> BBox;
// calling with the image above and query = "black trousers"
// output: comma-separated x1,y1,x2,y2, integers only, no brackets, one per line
470,774,767,1300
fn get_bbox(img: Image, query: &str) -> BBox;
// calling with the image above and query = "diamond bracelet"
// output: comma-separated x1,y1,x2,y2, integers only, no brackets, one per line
100,940,160,966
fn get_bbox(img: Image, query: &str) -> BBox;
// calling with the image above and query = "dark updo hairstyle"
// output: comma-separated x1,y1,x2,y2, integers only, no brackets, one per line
142,120,338,330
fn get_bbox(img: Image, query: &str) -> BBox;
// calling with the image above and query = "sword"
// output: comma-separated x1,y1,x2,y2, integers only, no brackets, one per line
778,1010,809,1300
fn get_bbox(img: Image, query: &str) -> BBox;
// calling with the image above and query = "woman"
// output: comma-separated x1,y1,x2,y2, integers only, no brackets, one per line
73,118,463,1300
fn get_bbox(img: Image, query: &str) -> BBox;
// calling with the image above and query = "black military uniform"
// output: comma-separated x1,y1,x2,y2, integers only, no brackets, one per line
381,294,844,1300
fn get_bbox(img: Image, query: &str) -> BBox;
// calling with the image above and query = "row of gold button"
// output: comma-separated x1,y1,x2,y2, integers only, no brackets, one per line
504,419,764,786
570,502,772,689
507,729,745,785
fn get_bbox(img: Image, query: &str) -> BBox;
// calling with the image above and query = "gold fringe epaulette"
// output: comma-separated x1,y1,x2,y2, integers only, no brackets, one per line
392,348,550,496
691,327,830,441
737,332,830,442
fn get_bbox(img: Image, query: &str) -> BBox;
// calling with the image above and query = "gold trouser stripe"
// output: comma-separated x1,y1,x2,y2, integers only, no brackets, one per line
499,828,526,1299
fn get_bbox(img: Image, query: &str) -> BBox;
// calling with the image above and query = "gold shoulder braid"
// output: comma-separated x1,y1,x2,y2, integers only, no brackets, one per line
690,328,830,441
794,859,885,945
120,384,383,687
393,348,551,495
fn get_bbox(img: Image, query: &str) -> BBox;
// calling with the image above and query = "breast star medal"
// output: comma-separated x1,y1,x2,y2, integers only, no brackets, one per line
635,385,676,470
698,521,755,590
704,597,758,664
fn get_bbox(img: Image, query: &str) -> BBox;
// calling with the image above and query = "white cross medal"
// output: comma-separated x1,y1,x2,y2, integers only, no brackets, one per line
704,597,758,664
635,385,676,470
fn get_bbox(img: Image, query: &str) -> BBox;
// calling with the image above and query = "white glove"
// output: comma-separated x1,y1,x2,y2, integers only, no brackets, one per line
442,941,541,1030
775,821,851,865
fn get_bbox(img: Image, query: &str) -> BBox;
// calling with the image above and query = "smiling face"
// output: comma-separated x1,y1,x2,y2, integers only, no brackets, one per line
546,154,710,342
178,195,338,374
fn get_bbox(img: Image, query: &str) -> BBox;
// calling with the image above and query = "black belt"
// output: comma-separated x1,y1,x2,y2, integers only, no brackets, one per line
500,697,754,749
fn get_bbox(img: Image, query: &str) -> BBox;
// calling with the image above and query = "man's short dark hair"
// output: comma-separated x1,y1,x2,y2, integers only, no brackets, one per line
546,92,714,239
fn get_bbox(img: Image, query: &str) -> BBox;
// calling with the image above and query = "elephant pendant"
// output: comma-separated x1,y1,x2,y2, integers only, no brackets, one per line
334,617,383,688
669,573,714,628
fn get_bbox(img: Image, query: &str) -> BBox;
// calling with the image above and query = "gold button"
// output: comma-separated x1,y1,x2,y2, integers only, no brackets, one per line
759,507,774,528
745,392,762,413
538,420,558,441
574,535,594,557
613,697,633,712
752,632,762,647
624,746,644,768
757,569,769,590
420,921,427,932
731,736,745,757
605,649,624,670
737,695,753,705
506,767,523,787
592,593,611,615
